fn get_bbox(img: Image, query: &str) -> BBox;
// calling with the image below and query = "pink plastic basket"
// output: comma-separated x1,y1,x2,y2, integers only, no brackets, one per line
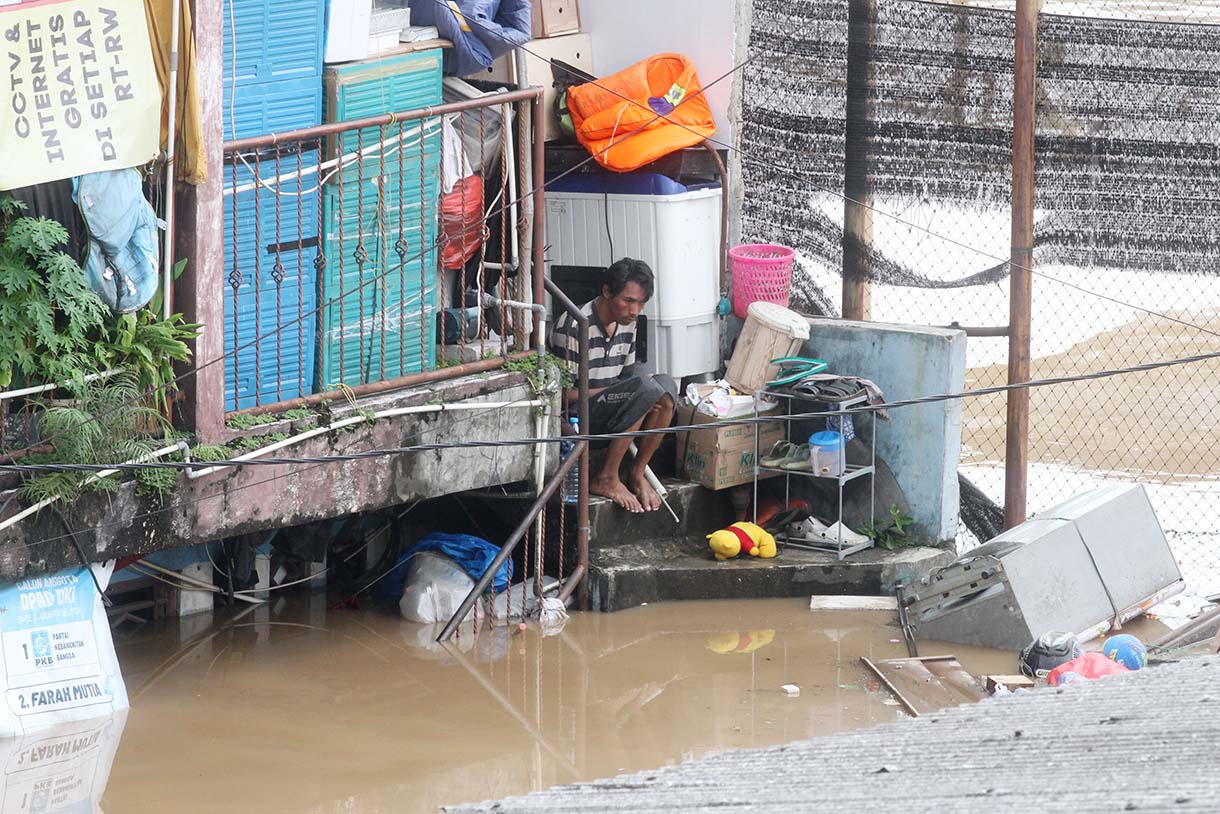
730,244,796,318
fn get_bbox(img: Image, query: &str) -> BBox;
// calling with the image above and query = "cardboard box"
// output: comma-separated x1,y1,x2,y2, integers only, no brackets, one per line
466,34,592,141
676,405,784,491
532,0,581,38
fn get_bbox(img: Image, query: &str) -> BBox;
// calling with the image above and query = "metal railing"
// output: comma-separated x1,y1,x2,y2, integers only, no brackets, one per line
220,87,544,416
436,277,592,641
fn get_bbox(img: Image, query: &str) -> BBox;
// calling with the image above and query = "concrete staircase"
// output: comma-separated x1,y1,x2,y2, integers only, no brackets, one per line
586,480,956,612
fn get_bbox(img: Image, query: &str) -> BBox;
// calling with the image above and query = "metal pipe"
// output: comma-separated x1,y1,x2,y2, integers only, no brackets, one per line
577,308,590,609
223,87,543,152
228,351,535,418
1005,0,1038,529
701,142,731,295
0,368,127,403
530,94,547,355
224,122,439,197
161,0,181,320
946,323,1011,338
437,440,588,643
557,562,586,603
544,278,591,609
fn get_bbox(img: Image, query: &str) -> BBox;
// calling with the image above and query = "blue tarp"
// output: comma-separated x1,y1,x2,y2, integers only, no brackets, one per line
408,0,530,77
374,532,514,600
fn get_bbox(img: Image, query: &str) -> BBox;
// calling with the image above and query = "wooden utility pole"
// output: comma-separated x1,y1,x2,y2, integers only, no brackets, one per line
843,0,875,321
1004,0,1038,529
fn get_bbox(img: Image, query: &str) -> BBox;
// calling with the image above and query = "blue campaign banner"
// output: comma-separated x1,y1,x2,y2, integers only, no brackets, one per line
0,570,95,634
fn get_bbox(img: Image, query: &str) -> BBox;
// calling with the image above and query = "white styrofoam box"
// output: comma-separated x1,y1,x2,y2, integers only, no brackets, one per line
544,187,722,321
544,186,722,378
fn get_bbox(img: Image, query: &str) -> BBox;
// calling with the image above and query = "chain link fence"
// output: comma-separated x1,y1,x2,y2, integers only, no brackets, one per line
741,0,1220,617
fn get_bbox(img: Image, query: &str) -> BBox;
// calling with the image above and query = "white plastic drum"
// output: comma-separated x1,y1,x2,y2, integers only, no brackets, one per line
725,302,811,394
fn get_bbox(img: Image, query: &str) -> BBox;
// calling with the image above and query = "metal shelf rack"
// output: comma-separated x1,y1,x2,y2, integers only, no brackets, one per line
752,389,877,559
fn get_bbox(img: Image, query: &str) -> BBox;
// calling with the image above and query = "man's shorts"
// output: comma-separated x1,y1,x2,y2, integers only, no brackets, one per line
589,374,678,435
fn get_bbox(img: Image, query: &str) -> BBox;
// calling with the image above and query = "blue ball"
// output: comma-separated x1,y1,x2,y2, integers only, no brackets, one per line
1103,634,1147,671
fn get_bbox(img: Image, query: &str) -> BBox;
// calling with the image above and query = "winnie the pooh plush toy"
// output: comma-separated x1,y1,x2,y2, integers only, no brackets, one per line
706,629,777,654
707,522,777,560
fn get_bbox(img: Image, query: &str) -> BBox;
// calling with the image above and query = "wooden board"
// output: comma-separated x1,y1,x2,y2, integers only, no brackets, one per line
862,656,985,716
985,674,1036,693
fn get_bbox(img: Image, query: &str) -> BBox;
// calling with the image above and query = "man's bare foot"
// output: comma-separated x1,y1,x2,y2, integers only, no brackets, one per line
591,473,643,513
628,472,662,512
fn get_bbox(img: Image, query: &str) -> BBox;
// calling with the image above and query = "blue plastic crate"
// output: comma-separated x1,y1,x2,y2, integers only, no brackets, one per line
223,149,320,411
317,162,441,388
223,74,323,142
222,0,325,87
317,48,445,386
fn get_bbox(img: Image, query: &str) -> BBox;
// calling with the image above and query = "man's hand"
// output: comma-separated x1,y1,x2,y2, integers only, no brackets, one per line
564,387,605,405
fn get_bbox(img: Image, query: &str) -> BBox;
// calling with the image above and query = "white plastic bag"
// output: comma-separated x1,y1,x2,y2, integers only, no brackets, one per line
399,552,477,624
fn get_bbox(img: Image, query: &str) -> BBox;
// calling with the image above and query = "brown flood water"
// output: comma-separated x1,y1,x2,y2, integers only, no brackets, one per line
97,597,1021,812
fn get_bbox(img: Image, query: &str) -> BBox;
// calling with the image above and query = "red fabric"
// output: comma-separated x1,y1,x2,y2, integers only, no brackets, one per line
728,524,756,555
440,174,484,270
1047,652,1130,686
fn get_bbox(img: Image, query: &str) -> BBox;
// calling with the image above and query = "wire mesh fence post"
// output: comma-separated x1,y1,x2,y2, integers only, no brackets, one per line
843,0,876,321
1005,0,1038,529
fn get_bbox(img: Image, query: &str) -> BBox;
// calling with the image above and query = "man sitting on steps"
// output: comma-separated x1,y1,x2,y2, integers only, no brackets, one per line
550,258,676,513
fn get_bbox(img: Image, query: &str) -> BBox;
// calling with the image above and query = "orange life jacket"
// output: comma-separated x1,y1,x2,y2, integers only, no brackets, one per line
567,53,717,173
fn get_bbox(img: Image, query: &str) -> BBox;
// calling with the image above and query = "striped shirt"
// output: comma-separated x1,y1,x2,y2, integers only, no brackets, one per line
550,299,637,388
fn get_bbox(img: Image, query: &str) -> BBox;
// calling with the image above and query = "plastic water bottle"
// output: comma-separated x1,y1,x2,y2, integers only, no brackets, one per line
562,417,580,504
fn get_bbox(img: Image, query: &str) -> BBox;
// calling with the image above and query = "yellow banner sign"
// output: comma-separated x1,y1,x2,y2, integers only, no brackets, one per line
1,0,159,190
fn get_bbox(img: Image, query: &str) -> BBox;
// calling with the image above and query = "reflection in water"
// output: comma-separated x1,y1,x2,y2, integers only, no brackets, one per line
96,596,1017,813
0,710,126,813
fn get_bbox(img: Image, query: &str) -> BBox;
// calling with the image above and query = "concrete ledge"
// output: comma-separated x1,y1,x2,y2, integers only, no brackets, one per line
589,538,955,612
587,480,735,547
0,373,550,581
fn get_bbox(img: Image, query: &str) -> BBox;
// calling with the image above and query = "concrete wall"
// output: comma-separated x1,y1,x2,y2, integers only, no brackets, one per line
580,0,737,139
802,319,967,543
0,374,552,580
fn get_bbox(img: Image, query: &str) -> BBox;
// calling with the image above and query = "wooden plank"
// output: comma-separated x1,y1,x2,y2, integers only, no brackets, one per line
862,656,985,716
985,674,1036,693
809,595,897,611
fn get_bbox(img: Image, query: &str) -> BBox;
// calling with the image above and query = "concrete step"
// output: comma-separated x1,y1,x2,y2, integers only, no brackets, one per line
588,537,955,612
587,479,735,550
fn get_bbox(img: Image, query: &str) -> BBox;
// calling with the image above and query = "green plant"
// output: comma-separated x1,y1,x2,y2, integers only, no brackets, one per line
860,505,916,551
503,353,573,399
226,412,279,430
282,407,313,421
21,374,172,504
0,197,109,389
93,309,201,417
189,444,231,462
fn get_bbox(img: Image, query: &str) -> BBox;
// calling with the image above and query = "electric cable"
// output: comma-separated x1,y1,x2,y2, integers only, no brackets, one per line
7,343,1220,478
